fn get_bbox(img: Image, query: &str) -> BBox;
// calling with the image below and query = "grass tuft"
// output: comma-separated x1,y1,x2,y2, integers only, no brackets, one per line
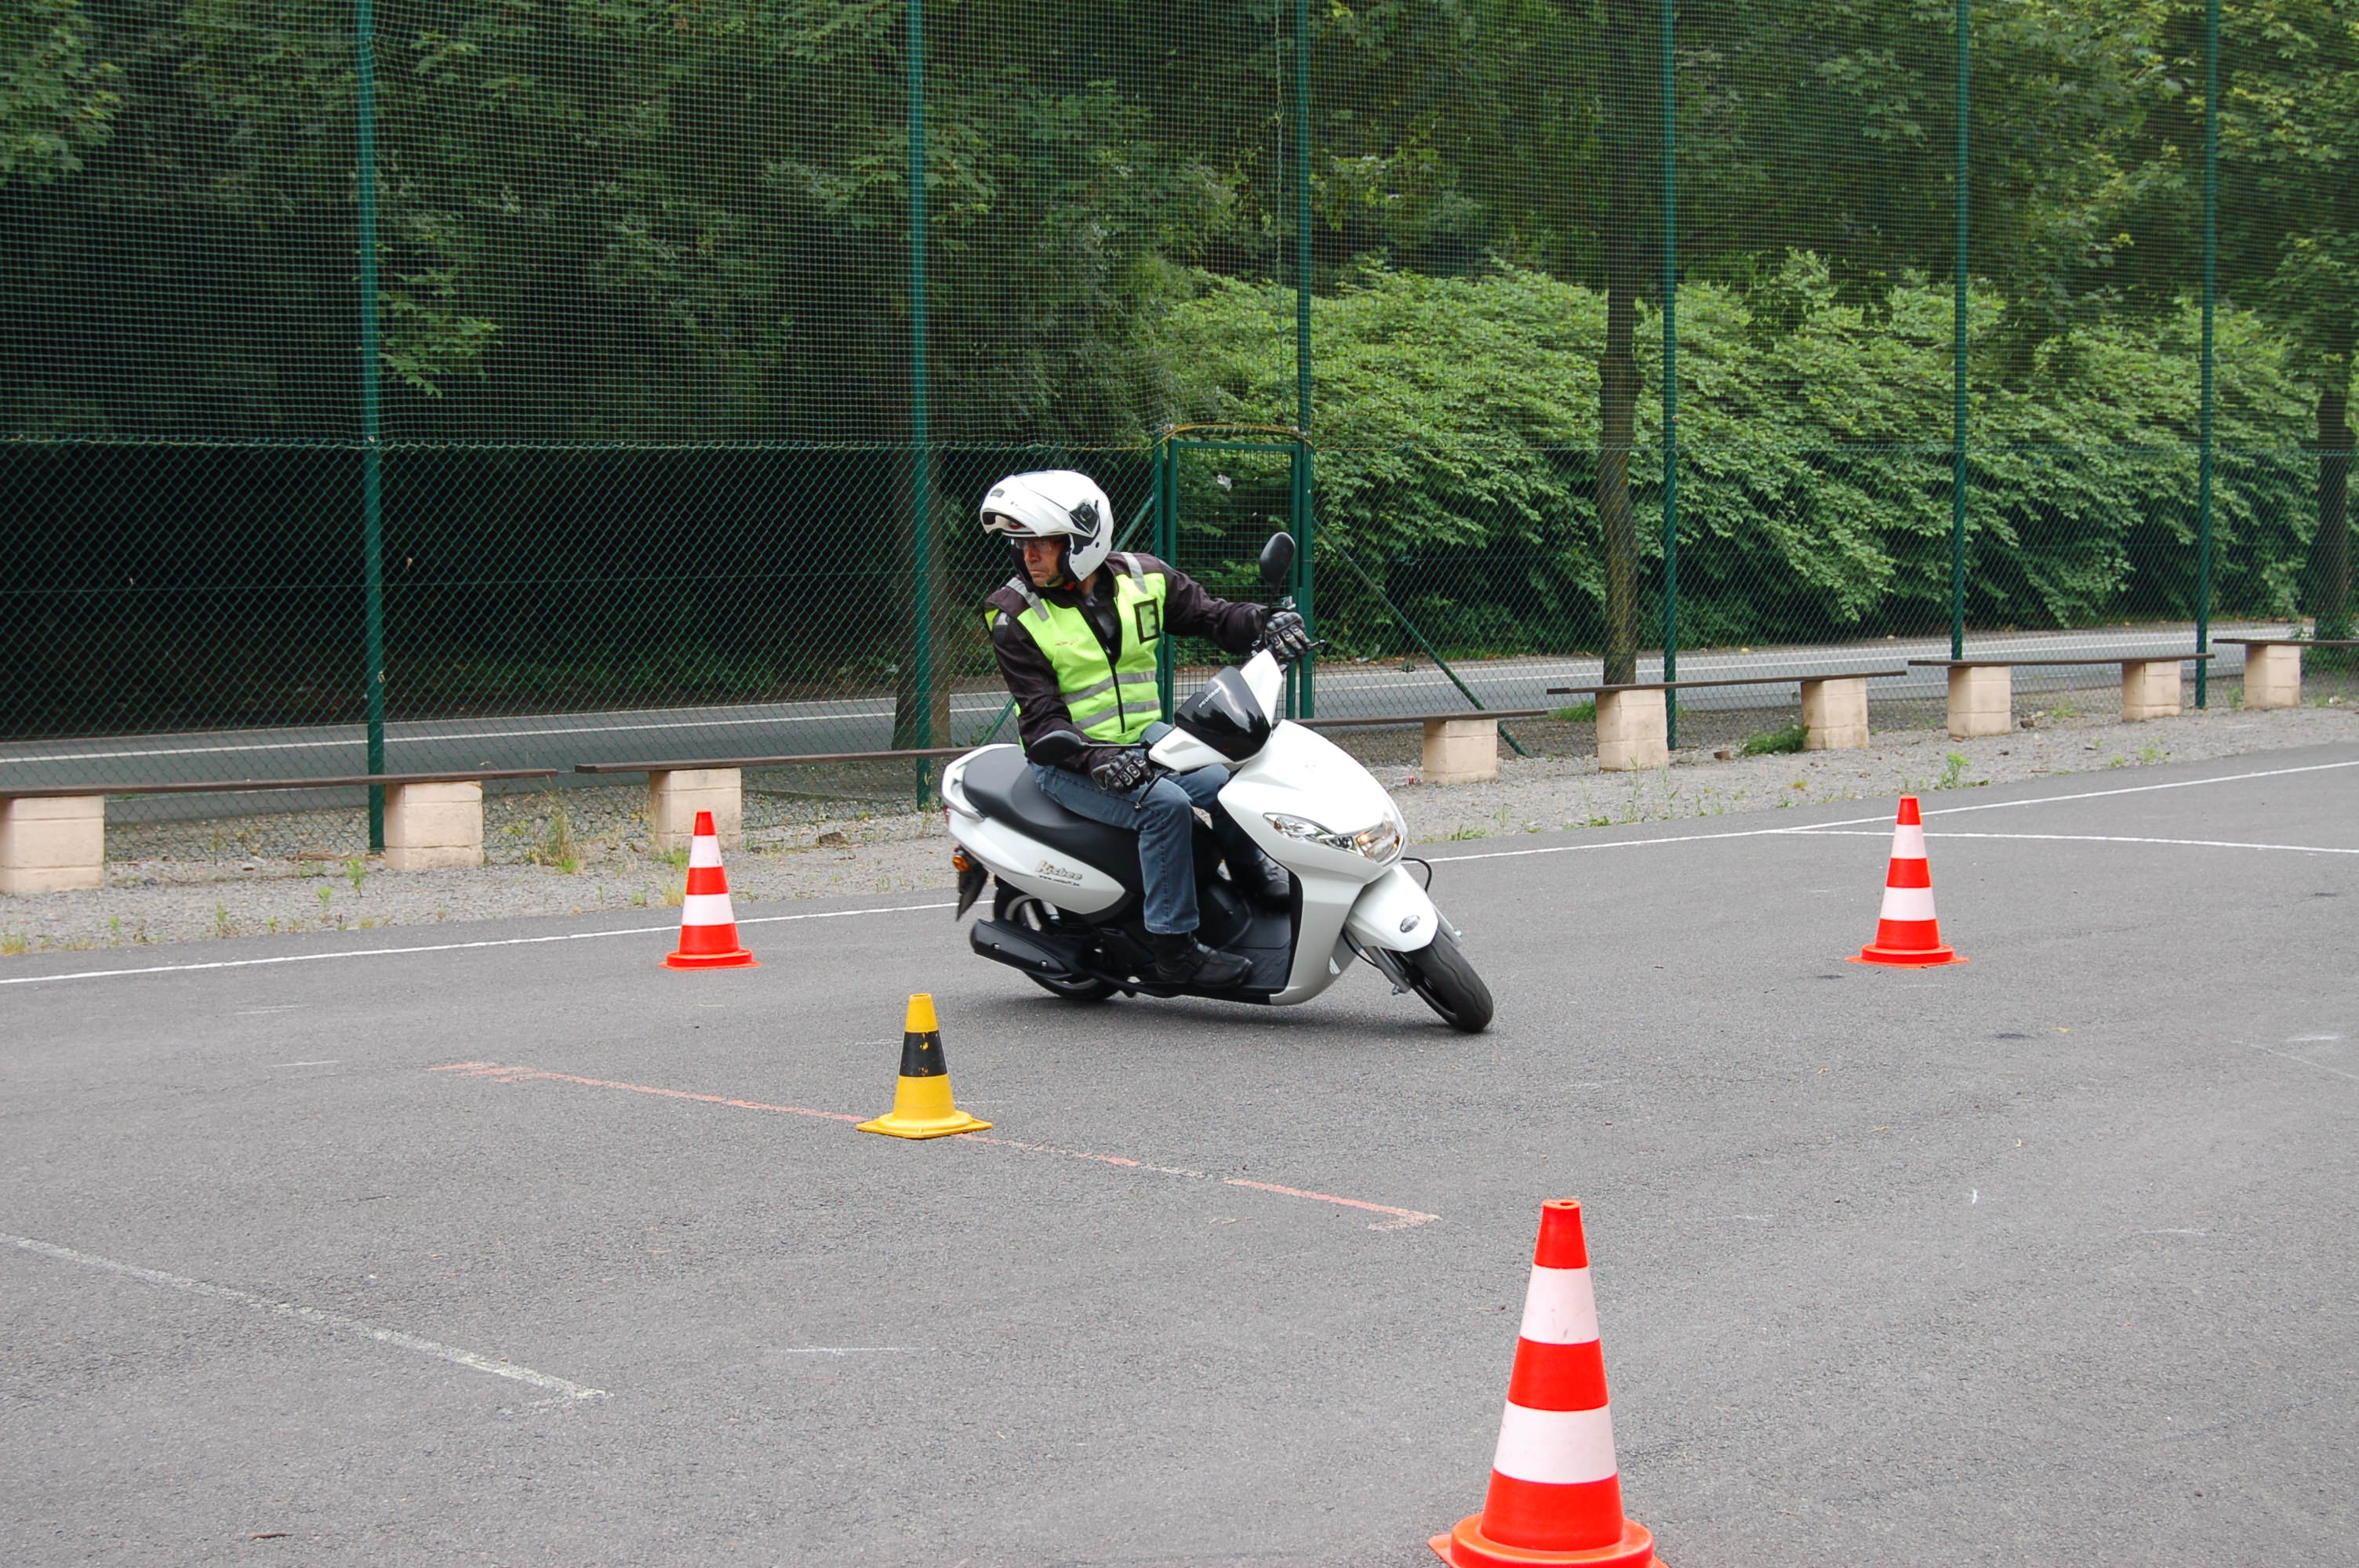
1743,723,1808,756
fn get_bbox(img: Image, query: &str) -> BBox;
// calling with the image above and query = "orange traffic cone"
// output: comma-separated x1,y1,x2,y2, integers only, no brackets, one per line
1431,1200,1665,1568
1848,795,1964,967
663,811,757,970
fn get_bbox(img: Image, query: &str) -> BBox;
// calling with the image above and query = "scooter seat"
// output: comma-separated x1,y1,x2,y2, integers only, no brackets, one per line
959,746,1146,887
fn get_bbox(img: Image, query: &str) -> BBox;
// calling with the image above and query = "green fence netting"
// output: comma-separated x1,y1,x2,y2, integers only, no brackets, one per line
3,0,2353,829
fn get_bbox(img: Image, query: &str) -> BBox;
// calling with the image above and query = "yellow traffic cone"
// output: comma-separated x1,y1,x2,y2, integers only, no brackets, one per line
856,994,992,1140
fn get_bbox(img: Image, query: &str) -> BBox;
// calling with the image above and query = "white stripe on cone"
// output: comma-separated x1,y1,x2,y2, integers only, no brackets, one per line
1876,884,1939,922
1491,1403,1620,1486
689,837,724,869
1891,822,1928,859
681,892,737,927
1516,1264,1601,1345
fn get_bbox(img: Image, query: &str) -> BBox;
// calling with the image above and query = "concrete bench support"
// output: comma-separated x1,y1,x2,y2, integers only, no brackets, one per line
382,779,483,871
1799,676,1869,750
0,795,105,894
1596,688,1670,771
1419,718,1499,786
2120,659,2182,720
1946,666,2013,739
648,768,743,851
2241,644,2303,710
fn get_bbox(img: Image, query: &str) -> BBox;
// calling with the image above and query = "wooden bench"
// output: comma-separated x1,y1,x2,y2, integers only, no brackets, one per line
576,747,970,851
1906,653,2215,738
2213,638,2359,710
1543,670,1908,771
0,769,558,893
1296,710,1550,786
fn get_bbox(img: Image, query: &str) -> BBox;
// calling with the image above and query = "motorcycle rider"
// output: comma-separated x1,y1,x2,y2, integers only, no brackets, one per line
980,470,1313,987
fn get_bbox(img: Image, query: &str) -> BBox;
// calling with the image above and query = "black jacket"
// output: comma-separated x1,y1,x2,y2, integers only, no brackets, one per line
983,552,1269,773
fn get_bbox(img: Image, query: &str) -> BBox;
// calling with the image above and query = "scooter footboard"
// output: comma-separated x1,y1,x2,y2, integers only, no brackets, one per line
1343,864,1441,953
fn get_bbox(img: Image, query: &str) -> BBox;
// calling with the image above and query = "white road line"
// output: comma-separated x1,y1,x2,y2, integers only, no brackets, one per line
4,1232,607,1403
9,757,2348,984
1906,757,2359,816
1801,830,2359,855
0,902,954,986
2246,1044,2359,1084
1428,757,2359,866
3,706,1012,766
1429,822,1830,863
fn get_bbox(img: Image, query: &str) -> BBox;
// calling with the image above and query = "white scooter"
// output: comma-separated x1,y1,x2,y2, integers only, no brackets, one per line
940,533,1492,1032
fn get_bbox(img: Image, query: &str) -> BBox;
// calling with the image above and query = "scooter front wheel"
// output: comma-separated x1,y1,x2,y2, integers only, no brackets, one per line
994,886,1119,1003
1398,927,1493,1033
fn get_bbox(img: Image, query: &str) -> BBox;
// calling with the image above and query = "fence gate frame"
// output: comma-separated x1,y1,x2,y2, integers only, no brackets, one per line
1154,424,1314,720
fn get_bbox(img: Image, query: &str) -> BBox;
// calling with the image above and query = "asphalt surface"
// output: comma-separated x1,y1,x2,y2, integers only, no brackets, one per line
4,623,2277,805
4,740,2354,1566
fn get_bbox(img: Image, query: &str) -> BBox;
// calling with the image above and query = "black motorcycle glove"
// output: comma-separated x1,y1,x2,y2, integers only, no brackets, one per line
1089,748,1152,793
1259,608,1312,665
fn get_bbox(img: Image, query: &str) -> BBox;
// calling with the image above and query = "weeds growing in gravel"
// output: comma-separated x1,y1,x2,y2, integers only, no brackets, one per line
213,905,234,938
531,797,580,873
1,931,27,956
1550,701,1597,723
1743,724,1808,756
344,857,367,894
317,886,333,920
1935,751,1983,790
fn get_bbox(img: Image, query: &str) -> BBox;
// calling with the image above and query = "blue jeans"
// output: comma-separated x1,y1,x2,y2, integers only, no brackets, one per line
1031,763,1257,935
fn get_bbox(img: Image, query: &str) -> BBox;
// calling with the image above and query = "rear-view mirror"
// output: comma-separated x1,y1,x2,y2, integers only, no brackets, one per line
1259,531,1296,587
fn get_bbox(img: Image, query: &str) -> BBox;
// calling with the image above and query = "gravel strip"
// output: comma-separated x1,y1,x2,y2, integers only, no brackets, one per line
4,692,2350,956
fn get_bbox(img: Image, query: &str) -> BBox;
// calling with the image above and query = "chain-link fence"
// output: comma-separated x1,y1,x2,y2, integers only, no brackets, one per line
5,0,2353,828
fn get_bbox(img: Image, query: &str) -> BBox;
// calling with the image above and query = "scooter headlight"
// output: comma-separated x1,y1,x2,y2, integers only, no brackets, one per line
1263,807,1404,864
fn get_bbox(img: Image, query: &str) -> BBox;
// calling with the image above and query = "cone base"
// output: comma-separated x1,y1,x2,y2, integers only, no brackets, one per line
1848,944,1964,967
663,949,758,970
1429,1514,1663,1568
855,1110,992,1140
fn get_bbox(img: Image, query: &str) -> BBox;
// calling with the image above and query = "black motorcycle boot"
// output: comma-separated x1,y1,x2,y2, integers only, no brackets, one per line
1149,930,1255,989
1232,851,1293,907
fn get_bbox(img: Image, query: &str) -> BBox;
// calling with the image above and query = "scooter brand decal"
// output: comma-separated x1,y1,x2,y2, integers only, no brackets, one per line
1032,858,1085,887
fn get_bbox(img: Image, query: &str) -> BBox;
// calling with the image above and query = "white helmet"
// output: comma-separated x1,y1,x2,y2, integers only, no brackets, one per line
980,470,1114,583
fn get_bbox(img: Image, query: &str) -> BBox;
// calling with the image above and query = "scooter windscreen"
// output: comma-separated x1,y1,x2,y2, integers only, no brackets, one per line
1172,667,1274,760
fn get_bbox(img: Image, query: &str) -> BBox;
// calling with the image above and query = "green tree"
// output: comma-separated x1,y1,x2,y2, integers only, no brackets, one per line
0,0,117,187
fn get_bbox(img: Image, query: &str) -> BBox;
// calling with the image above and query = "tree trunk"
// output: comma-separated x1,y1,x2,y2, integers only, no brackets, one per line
2311,380,2354,641
1596,0,1646,687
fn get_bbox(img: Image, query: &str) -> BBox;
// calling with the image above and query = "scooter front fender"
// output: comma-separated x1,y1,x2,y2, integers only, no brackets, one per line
1343,865,1440,953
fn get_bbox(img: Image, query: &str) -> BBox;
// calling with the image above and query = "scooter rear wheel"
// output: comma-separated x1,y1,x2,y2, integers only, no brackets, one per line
994,887,1118,1003
1398,928,1493,1033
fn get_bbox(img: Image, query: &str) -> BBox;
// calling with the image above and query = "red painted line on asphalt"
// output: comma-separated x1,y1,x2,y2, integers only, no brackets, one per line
1220,1177,1436,1229
430,1061,860,1123
432,1061,1437,1230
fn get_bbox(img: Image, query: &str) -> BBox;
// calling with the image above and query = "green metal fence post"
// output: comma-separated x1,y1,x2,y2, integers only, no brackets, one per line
1950,0,1969,662
356,0,385,849
2197,0,2218,706
907,0,934,800
1156,433,1176,719
1292,0,1315,720
1659,0,1678,747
